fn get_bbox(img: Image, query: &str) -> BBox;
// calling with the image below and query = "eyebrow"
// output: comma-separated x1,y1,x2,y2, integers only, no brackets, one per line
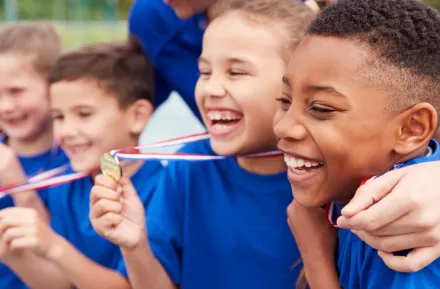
305,85,347,99
198,56,252,65
282,76,290,85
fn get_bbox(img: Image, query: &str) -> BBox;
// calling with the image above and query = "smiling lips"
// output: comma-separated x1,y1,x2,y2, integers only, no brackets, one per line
206,109,243,136
284,153,324,183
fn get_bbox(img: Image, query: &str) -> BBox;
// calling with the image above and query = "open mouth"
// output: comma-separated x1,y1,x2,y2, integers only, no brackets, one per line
3,115,28,127
284,154,324,183
206,110,243,136
65,144,92,157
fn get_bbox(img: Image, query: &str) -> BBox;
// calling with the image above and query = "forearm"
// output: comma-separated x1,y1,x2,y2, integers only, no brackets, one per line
3,251,72,289
121,234,176,289
50,236,131,289
301,252,341,289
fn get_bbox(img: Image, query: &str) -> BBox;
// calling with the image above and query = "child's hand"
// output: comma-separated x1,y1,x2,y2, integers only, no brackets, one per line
90,175,146,250
0,208,61,260
0,143,27,187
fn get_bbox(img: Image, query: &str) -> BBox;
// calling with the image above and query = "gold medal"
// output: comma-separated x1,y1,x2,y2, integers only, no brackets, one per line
100,153,122,182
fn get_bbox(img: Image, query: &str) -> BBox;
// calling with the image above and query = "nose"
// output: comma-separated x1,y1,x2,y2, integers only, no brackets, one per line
0,95,16,114
55,116,78,140
199,73,227,99
274,106,308,142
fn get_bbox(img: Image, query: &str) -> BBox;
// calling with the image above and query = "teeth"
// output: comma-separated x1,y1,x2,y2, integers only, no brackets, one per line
284,155,322,169
207,111,241,121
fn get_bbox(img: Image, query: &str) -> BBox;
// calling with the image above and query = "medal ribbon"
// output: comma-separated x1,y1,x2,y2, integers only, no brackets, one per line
0,132,282,198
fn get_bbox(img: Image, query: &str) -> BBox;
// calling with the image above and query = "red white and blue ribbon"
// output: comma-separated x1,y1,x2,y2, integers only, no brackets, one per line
0,132,282,198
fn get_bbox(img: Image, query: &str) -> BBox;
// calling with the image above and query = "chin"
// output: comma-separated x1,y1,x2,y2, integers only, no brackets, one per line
209,139,243,157
291,187,326,208
70,160,97,173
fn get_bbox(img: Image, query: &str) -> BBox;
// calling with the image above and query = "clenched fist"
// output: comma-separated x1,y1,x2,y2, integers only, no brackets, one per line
89,175,147,249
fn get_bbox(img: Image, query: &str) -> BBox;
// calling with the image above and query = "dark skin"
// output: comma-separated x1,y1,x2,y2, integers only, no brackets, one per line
274,36,437,208
274,36,437,286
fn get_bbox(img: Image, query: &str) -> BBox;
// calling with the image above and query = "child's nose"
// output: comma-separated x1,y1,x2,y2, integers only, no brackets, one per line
203,76,227,98
274,109,307,141
0,95,16,113
57,118,79,138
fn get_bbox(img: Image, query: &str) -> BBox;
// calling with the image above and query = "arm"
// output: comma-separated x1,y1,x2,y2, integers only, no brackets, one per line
3,251,71,289
0,207,130,289
336,161,440,272
121,234,176,289
287,201,341,289
128,0,203,120
0,144,49,222
90,168,183,289
49,236,131,289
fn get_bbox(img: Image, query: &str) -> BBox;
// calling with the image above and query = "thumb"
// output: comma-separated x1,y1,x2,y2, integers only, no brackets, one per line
341,168,404,218
119,176,138,198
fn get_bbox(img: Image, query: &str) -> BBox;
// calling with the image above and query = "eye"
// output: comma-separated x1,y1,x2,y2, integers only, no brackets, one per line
309,104,337,119
51,114,63,121
78,111,93,118
228,70,247,78
9,87,25,96
276,95,292,110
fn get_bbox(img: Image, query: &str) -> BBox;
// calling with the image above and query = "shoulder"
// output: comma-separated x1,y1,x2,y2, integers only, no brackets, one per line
339,230,440,289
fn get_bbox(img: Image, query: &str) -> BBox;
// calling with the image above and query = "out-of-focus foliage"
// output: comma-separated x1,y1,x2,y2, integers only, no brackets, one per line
0,0,132,20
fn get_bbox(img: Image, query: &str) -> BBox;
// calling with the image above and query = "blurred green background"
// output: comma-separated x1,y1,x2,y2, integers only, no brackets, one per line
0,0,439,51
0,0,131,50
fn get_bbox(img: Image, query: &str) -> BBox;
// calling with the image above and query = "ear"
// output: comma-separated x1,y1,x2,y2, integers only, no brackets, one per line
394,102,437,155
126,99,153,136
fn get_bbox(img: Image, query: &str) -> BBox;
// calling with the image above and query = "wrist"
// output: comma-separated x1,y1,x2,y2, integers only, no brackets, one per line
45,234,69,263
121,230,149,255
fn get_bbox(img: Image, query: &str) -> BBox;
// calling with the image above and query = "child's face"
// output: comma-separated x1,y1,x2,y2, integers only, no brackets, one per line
50,80,139,173
274,36,401,207
0,54,51,142
164,0,216,19
195,13,285,156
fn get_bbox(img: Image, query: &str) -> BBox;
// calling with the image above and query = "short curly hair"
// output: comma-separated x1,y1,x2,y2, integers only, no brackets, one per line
307,0,440,117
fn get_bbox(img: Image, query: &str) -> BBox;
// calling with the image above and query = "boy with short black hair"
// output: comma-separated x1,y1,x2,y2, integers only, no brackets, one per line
0,40,162,289
275,0,440,287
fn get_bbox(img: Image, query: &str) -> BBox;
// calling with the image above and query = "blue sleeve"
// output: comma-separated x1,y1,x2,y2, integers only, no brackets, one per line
147,162,184,285
359,238,440,289
128,0,202,120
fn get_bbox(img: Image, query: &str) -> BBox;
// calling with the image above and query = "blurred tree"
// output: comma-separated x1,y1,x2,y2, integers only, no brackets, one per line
0,0,132,20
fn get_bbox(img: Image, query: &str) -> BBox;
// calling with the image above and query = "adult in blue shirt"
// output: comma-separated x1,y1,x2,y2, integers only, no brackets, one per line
129,0,440,274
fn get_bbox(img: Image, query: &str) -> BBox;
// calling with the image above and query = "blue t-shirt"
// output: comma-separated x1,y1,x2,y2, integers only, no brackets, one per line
0,144,68,288
146,139,301,289
128,0,204,120
0,161,163,289
338,139,440,289
0,144,68,209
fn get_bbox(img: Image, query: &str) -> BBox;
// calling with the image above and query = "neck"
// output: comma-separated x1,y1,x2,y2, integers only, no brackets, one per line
237,155,286,175
336,144,431,206
8,126,53,157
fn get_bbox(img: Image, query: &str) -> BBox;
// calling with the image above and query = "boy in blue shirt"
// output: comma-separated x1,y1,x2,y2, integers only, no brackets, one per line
274,0,440,287
0,41,163,288
91,1,320,289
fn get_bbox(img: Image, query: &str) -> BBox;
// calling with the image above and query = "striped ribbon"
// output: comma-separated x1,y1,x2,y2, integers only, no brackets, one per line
0,132,282,198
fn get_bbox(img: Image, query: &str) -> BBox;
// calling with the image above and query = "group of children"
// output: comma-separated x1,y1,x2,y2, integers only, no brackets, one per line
0,0,440,288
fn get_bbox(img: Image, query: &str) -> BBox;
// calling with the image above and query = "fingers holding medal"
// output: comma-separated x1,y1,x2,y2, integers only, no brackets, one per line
100,153,122,182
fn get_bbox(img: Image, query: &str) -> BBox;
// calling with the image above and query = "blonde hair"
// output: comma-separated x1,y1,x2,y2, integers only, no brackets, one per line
208,0,317,62
0,22,62,79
